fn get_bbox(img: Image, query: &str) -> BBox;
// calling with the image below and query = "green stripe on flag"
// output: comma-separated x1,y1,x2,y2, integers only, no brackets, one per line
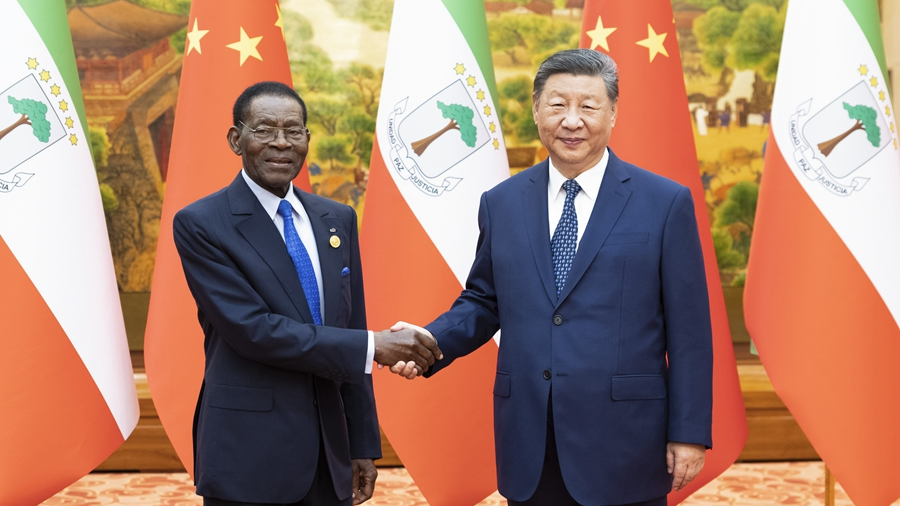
18,0,91,139
843,0,890,92
441,0,502,112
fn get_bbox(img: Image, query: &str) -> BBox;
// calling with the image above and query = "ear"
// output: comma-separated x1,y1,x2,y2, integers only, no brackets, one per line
610,100,618,127
227,126,242,155
532,92,540,124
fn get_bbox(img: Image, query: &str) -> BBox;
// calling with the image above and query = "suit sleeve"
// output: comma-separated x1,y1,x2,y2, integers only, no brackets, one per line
338,209,382,459
173,205,370,385
425,192,501,376
661,186,714,448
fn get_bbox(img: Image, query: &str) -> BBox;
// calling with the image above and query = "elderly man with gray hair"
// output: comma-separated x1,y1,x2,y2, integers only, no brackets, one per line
392,48,713,505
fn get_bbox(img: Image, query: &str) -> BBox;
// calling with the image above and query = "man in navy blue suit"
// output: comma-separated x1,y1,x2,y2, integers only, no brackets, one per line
393,49,713,505
174,82,440,506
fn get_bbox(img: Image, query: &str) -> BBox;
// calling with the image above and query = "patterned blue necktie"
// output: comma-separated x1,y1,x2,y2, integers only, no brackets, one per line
277,199,322,325
551,179,581,298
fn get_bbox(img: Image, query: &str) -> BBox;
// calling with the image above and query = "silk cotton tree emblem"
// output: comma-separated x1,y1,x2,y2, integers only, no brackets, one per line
386,76,493,197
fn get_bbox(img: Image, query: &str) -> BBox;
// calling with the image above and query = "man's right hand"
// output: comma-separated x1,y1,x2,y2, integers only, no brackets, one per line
373,327,442,378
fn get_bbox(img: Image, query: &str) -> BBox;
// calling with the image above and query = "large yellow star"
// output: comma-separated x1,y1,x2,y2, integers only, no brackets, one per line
858,64,868,75
227,27,263,66
275,4,285,40
870,76,879,87
887,106,892,116
476,89,486,101
26,57,38,70
586,15,616,52
891,122,896,133
454,63,466,75
39,69,51,82
59,99,69,112
489,122,496,133
65,117,75,129
50,84,61,97
466,75,477,87
69,134,78,145
493,138,500,150
895,138,898,149
635,24,669,62
879,90,886,101
186,18,209,56
484,105,492,116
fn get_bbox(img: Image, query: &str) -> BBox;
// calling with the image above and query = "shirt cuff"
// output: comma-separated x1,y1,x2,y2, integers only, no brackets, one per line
365,330,375,374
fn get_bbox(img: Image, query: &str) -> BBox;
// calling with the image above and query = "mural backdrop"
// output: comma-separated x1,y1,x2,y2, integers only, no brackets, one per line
67,0,785,348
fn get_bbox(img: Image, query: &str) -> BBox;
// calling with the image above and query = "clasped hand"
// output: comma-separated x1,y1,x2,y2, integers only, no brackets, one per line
373,321,441,379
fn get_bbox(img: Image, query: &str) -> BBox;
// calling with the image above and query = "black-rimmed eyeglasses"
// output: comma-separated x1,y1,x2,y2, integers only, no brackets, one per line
239,120,308,143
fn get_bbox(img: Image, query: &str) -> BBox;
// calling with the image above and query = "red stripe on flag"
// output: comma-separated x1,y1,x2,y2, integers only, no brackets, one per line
361,138,498,506
0,236,123,506
144,0,301,474
579,2,747,502
745,135,900,506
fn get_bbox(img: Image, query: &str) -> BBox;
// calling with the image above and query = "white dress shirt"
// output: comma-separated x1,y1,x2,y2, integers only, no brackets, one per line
242,170,375,373
547,148,609,247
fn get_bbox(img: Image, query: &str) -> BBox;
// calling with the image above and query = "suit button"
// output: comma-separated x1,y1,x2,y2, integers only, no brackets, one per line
553,315,563,325
543,370,551,380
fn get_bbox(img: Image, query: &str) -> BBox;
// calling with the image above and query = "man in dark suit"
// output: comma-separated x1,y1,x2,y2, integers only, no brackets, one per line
393,49,713,505
174,82,440,506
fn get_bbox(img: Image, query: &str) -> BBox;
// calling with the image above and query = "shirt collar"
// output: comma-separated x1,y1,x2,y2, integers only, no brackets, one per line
241,169,304,220
547,147,609,203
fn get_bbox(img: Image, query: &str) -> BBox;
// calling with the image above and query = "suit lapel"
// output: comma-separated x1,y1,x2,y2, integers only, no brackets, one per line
229,176,315,324
522,161,558,304
297,190,344,328
557,151,632,306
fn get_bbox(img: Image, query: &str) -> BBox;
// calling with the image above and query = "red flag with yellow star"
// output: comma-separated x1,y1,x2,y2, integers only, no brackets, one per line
144,0,305,474
580,1,747,503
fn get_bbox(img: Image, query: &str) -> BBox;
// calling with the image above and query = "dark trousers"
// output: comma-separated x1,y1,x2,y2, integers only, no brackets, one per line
508,395,666,506
202,438,350,506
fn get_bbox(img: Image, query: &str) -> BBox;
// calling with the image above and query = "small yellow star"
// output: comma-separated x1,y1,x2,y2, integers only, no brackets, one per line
887,106,892,116
879,90,886,101
870,76,879,87
69,134,78,145
275,4,285,40
636,24,669,62
65,117,75,129
26,57,38,70
226,27,263,66
476,89,486,101
484,105,492,116
493,138,500,150
466,75,477,87
489,122,496,133
50,84,61,97
454,63,466,75
59,99,69,112
586,15,617,52
891,122,896,133
39,69,51,82
858,64,869,75
186,18,210,56
894,138,898,149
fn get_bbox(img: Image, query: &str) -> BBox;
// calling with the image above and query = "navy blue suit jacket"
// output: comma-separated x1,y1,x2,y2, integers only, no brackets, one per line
173,174,381,503
426,151,713,505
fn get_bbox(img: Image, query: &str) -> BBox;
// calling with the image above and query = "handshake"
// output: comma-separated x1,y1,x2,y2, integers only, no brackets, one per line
373,321,442,379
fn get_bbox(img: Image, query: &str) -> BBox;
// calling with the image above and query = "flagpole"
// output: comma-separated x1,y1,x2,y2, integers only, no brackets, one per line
824,465,835,506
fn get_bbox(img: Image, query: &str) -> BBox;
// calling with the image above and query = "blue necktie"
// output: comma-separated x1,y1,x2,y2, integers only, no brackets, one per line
277,200,322,325
551,179,581,298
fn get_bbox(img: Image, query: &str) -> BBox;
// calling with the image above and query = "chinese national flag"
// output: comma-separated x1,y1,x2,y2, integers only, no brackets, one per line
144,0,305,473
580,1,747,503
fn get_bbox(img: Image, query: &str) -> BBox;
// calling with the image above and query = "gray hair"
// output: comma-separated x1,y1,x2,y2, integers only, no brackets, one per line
533,49,619,103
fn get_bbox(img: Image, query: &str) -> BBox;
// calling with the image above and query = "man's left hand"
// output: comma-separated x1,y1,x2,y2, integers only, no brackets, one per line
351,459,377,504
666,442,706,491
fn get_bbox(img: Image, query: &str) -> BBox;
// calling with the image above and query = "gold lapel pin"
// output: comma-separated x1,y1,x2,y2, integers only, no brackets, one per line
330,235,341,248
